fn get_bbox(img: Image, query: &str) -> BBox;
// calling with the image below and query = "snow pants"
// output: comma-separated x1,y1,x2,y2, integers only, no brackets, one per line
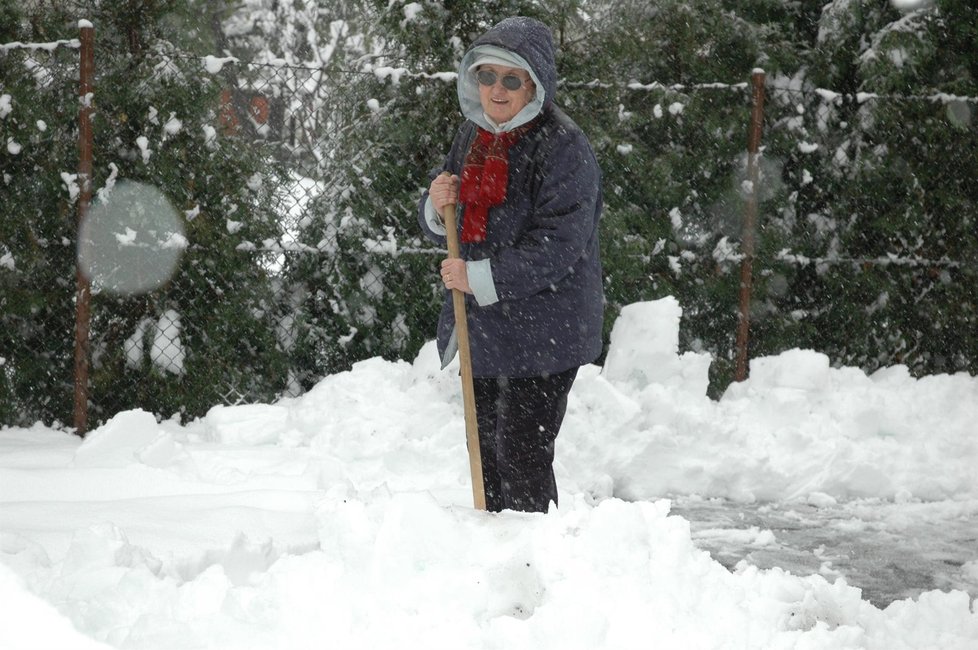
473,366,578,513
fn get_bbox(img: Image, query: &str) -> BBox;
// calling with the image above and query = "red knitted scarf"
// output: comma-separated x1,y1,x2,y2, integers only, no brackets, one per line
459,123,534,243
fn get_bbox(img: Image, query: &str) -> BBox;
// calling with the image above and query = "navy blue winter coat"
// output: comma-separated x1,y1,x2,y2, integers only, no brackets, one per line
418,17,604,378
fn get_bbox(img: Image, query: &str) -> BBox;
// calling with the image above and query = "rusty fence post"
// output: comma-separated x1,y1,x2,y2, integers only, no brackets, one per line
73,20,95,435
734,69,766,382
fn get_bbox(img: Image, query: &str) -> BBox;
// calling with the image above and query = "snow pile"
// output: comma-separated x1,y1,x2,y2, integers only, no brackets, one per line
1,298,976,649
561,300,977,504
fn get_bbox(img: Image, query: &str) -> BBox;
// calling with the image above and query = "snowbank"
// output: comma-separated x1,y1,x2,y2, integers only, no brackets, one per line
1,297,976,649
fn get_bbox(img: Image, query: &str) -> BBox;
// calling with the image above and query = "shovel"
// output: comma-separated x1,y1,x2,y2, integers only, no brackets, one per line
442,199,487,511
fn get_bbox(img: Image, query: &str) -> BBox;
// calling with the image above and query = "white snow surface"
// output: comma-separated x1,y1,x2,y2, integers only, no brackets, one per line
1,298,976,649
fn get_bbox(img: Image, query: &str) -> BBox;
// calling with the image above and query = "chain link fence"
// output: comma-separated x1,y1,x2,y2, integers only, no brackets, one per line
2,28,976,432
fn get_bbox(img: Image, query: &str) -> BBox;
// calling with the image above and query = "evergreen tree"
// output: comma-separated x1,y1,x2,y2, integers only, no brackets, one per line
1,1,289,427
0,1,80,425
783,0,978,376
563,0,808,389
5,0,974,427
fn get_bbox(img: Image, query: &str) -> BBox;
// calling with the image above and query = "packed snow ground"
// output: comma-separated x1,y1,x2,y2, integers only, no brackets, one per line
1,298,976,649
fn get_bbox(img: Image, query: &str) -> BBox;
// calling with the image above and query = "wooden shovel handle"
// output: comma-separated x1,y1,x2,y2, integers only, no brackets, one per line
441,197,486,511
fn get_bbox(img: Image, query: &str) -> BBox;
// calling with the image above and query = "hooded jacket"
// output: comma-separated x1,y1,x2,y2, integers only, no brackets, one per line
418,16,604,378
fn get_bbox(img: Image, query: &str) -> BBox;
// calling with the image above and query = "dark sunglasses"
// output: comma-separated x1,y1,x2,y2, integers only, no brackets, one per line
476,69,529,91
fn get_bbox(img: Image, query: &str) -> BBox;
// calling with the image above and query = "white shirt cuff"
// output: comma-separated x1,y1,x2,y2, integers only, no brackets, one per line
466,259,499,306
424,197,446,235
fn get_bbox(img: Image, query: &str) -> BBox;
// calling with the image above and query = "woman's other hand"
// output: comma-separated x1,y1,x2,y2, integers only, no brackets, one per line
440,257,471,293
429,173,460,217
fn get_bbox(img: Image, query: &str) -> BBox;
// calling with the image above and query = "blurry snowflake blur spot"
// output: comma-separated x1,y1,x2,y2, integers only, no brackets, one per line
946,100,972,129
78,180,186,295
889,0,934,10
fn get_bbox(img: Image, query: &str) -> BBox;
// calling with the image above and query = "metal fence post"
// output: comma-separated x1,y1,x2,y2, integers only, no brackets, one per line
73,21,95,435
734,69,766,382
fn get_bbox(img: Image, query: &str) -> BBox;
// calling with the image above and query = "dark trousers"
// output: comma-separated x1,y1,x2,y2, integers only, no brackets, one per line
473,366,578,513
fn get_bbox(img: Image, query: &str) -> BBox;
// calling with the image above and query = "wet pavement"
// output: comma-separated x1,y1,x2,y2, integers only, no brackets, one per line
668,496,978,608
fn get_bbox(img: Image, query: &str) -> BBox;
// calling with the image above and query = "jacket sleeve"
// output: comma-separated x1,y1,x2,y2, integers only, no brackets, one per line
418,171,448,246
485,129,601,302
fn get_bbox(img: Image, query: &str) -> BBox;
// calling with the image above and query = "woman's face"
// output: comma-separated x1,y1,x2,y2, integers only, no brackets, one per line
476,64,535,125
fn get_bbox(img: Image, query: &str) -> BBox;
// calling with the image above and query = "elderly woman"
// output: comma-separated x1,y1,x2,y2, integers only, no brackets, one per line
418,16,604,513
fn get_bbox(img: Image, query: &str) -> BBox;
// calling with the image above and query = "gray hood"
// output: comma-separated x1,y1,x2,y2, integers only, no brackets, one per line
457,17,557,133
